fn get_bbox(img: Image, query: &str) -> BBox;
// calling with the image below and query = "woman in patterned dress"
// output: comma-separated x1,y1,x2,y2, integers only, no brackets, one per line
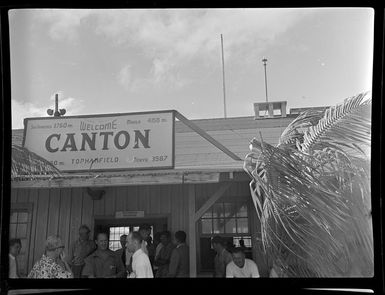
28,236,73,279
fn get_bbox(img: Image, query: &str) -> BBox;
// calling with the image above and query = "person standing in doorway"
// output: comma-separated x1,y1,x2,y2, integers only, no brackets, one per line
168,231,189,277
126,231,153,278
152,232,163,276
9,239,21,278
154,231,175,277
82,232,125,278
239,239,247,251
212,236,233,278
114,234,128,267
139,224,155,265
67,225,96,278
226,247,259,278
28,236,73,278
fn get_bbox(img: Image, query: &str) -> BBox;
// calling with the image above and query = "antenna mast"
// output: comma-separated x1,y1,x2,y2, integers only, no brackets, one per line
221,34,227,118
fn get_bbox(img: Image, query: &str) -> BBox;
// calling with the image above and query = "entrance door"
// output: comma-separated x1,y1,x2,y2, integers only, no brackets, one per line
94,217,167,251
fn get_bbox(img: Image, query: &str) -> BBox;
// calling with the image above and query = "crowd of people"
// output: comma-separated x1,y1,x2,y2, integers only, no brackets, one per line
9,224,266,279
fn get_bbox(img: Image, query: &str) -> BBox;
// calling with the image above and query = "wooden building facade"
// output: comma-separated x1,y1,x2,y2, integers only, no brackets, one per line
11,103,299,277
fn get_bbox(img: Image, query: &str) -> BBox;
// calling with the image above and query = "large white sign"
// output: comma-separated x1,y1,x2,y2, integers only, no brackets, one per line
23,111,175,171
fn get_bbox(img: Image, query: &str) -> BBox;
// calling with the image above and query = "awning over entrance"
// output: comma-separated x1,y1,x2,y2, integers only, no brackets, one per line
11,167,250,188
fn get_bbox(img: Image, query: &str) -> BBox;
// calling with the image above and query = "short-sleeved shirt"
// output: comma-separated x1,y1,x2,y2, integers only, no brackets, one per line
226,259,260,278
214,248,233,277
129,248,153,278
82,249,125,278
68,239,96,266
28,254,73,279
9,254,18,278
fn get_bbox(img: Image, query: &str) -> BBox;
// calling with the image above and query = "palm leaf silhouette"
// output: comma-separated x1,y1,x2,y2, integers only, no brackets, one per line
244,92,372,277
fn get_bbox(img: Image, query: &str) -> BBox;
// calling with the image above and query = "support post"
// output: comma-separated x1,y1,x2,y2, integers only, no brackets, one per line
188,184,197,277
174,111,242,161
194,182,232,222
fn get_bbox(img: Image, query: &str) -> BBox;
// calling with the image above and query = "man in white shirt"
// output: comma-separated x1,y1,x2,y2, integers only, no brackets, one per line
226,247,260,278
9,238,22,278
126,231,153,278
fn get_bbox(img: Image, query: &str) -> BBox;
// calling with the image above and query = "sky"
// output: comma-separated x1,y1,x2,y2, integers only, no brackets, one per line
9,8,374,129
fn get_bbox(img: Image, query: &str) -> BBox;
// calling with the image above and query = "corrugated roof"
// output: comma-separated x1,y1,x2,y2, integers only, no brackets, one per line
11,115,294,173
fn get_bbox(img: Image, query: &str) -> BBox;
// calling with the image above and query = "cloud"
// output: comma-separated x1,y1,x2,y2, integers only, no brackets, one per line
32,9,94,42
96,9,308,56
12,99,48,129
117,64,132,89
12,93,85,129
31,9,311,89
150,57,191,88
116,64,154,92
98,9,310,88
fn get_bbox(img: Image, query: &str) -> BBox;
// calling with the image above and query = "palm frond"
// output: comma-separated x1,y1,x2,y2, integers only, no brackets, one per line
246,139,372,276
300,92,371,159
278,109,325,148
244,92,372,277
11,144,61,179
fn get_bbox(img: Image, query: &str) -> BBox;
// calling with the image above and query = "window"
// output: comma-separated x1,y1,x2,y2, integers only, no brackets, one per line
9,204,33,276
233,236,252,248
10,211,29,239
200,201,249,235
109,227,130,251
108,225,154,251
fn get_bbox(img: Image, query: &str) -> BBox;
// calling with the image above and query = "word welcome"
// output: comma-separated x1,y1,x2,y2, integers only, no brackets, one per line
45,130,150,153
79,120,117,131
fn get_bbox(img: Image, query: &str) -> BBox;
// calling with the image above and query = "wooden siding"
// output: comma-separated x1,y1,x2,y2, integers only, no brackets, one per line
10,180,262,276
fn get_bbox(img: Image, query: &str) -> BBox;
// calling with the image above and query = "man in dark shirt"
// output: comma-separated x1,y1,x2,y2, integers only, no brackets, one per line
114,234,128,266
154,231,175,277
168,231,190,277
82,232,125,278
212,236,232,277
139,224,155,267
67,225,96,278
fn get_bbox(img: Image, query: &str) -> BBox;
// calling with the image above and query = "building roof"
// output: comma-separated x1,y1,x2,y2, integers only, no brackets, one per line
12,115,295,173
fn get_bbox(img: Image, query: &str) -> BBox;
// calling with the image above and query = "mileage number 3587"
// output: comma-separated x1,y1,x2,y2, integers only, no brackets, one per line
152,155,168,161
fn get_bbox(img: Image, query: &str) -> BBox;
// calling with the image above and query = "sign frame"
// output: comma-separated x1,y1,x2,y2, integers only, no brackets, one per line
22,109,176,172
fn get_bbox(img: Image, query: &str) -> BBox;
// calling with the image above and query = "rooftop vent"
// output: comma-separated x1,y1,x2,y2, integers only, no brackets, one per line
254,101,287,119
